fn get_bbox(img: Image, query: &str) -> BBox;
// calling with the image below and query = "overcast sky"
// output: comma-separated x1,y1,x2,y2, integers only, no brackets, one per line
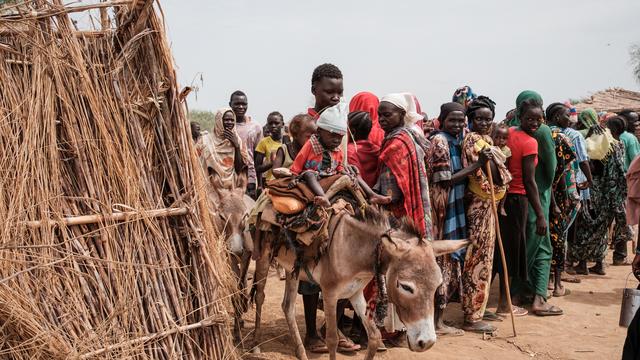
162,0,640,125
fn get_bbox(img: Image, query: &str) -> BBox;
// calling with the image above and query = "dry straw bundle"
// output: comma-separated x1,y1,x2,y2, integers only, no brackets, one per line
0,1,237,359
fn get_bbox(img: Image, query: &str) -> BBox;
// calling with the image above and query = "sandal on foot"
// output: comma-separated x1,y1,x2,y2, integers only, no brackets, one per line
534,305,563,316
305,339,328,353
337,338,361,353
553,287,571,297
496,306,528,317
482,311,504,322
613,259,631,266
436,325,465,337
561,275,581,283
463,321,497,334
589,265,606,275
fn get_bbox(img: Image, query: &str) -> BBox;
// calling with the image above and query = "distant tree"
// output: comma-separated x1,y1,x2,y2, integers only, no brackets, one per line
189,110,215,132
632,45,640,84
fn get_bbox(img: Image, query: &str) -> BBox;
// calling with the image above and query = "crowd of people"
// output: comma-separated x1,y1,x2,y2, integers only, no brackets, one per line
192,63,640,353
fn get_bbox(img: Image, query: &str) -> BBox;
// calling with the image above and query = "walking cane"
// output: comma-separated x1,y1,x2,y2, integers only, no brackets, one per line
485,162,517,337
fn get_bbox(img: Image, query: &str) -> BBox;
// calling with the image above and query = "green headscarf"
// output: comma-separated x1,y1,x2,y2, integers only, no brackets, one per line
506,90,543,127
578,108,598,137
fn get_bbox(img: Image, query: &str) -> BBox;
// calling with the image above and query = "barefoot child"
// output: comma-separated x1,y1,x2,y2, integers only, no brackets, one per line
290,102,390,208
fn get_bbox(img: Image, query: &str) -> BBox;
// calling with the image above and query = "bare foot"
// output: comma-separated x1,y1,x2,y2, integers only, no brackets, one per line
314,195,331,208
370,194,392,205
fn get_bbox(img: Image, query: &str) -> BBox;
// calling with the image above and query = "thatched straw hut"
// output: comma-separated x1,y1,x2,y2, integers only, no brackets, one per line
572,87,640,113
0,1,237,359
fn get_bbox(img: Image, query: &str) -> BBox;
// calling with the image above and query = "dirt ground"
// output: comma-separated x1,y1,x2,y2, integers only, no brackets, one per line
237,245,634,360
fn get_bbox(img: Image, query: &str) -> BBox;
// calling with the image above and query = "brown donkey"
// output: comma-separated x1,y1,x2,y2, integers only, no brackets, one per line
250,207,467,360
211,188,255,342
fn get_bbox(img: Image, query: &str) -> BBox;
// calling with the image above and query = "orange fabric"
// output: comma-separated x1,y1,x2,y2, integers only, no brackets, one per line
506,127,538,195
350,92,384,147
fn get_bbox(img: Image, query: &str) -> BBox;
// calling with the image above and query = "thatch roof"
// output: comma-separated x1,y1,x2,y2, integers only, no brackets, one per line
0,1,237,359
573,88,640,113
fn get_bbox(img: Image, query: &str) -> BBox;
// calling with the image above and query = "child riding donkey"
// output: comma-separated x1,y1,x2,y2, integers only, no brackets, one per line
289,102,390,208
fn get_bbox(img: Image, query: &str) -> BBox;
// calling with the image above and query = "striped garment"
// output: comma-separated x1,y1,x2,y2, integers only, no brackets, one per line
441,132,468,243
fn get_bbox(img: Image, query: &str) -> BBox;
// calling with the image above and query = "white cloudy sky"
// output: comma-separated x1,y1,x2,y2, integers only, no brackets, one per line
161,0,640,125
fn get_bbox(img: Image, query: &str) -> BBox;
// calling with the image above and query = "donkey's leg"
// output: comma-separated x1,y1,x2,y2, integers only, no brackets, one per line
251,237,273,353
239,250,252,313
282,275,307,360
322,292,339,360
350,291,382,360
229,254,244,344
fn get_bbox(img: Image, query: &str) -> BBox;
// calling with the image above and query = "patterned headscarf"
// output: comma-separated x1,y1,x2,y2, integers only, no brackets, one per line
452,85,477,109
578,108,599,134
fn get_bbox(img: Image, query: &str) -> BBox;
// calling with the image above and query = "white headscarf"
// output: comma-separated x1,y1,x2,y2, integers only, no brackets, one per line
316,101,348,135
380,93,423,128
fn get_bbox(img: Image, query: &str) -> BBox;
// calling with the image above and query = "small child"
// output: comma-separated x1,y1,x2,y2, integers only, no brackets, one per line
347,111,381,187
255,112,285,189
493,123,512,159
493,123,511,215
290,103,389,208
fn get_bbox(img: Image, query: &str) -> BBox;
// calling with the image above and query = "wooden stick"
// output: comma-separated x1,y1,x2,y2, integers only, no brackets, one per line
22,207,189,228
77,316,225,359
485,162,517,337
0,0,134,20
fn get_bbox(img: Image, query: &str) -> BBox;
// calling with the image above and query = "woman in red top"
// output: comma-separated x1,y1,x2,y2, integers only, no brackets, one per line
493,95,546,317
349,92,384,147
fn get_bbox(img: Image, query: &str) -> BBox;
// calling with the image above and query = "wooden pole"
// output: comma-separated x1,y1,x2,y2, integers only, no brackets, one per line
22,207,189,228
485,162,517,337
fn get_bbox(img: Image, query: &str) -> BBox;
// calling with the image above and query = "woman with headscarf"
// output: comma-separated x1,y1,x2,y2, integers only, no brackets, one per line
350,92,384,147
198,107,250,192
375,93,430,233
460,96,512,332
427,101,493,335
572,115,630,275
503,90,562,317
369,93,431,340
545,103,580,297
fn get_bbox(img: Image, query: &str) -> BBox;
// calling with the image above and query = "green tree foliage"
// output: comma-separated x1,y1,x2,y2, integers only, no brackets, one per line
189,109,215,131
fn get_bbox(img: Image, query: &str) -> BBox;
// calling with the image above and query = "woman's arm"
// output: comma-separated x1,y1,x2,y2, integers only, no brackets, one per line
449,148,491,184
579,161,593,187
523,154,547,235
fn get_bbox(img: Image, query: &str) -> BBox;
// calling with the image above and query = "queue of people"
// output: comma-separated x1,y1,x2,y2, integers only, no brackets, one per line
192,63,640,353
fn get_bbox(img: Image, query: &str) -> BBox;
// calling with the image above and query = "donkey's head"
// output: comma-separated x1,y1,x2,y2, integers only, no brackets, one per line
382,222,467,352
214,189,254,255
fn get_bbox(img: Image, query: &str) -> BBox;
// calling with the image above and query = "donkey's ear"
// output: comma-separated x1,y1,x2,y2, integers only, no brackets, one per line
432,239,469,257
381,234,412,258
